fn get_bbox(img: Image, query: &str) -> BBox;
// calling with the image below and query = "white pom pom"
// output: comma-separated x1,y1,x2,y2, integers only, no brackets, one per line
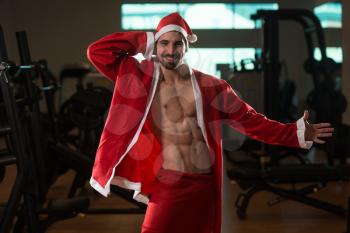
187,34,197,43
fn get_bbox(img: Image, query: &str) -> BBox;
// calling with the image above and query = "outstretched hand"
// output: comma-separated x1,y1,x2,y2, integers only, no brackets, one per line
303,110,334,144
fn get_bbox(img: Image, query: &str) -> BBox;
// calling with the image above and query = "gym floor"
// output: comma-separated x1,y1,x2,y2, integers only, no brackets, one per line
1,162,348,233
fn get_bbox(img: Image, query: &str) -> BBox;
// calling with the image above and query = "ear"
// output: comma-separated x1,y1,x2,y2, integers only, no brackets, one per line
151,55,159,62
153,42,157,55
303,110,309,122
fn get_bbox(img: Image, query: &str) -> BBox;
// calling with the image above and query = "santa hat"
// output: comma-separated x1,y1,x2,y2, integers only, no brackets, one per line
155,12,197,43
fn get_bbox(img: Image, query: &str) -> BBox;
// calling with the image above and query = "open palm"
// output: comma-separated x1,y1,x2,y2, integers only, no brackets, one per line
303,110,334,144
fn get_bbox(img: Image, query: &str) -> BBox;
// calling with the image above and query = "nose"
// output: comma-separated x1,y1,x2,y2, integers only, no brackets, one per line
166,44,176,55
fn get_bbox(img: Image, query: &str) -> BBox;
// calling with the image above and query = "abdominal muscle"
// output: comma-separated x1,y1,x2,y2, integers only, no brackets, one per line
155,116,213,174
150,77,213,174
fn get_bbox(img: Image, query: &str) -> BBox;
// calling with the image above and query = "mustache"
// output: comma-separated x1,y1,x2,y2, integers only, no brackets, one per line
161,54,180,59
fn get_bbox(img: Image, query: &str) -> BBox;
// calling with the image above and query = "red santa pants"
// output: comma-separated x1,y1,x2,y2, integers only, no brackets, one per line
141,168,217,233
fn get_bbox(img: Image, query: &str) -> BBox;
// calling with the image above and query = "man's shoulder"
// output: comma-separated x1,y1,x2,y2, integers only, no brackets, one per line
192,69,227,87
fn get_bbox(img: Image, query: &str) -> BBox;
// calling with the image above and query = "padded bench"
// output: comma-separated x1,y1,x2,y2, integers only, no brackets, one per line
227,164,350,219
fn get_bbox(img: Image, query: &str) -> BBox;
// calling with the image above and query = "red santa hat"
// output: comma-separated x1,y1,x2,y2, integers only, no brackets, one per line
155,12,197,43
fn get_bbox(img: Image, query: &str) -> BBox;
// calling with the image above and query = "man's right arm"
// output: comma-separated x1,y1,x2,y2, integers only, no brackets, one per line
87,31,154,81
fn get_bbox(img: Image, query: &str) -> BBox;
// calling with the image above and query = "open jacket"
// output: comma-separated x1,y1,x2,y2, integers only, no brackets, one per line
87,31,312,233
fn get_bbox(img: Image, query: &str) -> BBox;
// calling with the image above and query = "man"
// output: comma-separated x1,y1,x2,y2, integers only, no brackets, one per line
87,12,333,233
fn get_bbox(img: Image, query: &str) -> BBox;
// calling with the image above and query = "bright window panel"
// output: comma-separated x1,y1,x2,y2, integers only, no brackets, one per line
232,3,278,29
185,48,234,76
182,4,234,29
314,47,342,63
133,48,258,77
121,4,178,30
185,48,257,76
121,3,278,30
314,2,342,28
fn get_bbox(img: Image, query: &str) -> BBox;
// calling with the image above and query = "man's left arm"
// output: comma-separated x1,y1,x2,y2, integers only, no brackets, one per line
220,81,333,149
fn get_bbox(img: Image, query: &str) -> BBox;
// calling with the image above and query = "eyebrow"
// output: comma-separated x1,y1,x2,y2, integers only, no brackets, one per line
159,39,184,44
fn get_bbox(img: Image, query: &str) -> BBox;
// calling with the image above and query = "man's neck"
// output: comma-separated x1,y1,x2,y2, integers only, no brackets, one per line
160,64,191,84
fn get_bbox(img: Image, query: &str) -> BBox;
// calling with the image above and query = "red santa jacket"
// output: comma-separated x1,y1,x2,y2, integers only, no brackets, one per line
87,31,312,233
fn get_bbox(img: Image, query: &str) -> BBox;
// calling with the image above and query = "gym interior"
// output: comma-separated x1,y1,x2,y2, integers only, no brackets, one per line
0,0,350,232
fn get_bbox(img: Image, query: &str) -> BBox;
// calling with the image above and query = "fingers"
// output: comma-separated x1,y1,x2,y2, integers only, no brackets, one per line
317,133,333,138
317,127,334,133
314,138,325,144
313,131,333,144
313,123,332,128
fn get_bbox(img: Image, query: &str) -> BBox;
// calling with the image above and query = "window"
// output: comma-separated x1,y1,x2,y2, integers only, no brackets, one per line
123,3,272,76
121,3,278,30
185,48,235,76
231,3,278,29
121,4,178,30
133,48,258,77
314,2,342,28
314,47,342,63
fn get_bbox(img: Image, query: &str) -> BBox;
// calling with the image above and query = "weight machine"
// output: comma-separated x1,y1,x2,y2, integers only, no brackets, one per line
219,9,350,222
0,27,146,233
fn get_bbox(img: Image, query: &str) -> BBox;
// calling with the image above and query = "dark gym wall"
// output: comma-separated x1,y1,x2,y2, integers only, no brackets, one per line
0,0,16,60
277,0,342,115
2,0,121,75
278,0,315,108
0,0,347,123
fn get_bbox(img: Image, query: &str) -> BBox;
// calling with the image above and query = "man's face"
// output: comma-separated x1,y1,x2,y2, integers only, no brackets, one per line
156,31,187,70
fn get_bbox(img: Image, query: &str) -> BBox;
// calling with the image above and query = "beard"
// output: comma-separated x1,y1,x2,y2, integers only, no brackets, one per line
159,54,182,70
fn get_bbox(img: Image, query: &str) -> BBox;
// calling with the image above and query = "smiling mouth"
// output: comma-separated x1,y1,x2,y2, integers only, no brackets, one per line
164,57,175,62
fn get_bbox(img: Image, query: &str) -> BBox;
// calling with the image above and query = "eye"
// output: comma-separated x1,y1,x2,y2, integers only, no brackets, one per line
175,41,184,47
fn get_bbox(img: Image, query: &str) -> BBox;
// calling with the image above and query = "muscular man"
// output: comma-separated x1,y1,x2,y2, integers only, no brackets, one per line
87,12,333,233
150,31,212,174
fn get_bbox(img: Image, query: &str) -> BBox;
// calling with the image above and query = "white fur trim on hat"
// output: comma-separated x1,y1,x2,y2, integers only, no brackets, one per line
188,34,197,43
155,24,188,41
155,24,197,44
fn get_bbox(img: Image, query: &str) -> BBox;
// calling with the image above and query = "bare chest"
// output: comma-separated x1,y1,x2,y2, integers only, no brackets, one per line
151,80,196,124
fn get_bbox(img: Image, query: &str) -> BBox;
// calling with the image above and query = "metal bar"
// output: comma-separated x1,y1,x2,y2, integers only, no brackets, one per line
0,154,16,166
82,208,146,214
268,184,346,216
346,197,350,233
0,66,28,233
16,31,48,196
37,60,58,141
0,25,8,60
0,125,11,134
